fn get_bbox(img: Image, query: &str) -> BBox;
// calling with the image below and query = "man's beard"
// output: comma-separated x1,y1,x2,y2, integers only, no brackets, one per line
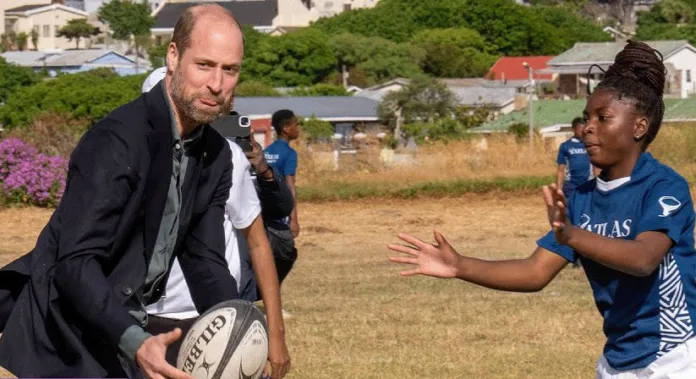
170,68,233,125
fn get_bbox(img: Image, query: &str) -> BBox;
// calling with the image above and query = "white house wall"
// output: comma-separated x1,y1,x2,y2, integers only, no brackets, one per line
666,48,696,98
273,0,317,27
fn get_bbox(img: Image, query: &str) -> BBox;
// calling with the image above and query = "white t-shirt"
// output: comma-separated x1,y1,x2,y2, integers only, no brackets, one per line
145,140,261,320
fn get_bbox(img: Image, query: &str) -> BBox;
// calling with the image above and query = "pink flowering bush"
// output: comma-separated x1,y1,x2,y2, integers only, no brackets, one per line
0,137,67,207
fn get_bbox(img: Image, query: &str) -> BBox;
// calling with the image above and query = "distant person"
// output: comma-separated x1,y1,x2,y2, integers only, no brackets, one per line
556,117,594,200
263,110,301,316
389,40,696,379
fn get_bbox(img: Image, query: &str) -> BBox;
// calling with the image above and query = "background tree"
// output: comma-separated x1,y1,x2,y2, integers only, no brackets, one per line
377,76,458,146
243,28,336,86
30,29,39,51
410,28,498,78
234,81,281,97
0,57,38,103
57,19,100,49
15,32,28,51
330,33,424,86
312,0,609,56
98,0,154,70
635,0,696,44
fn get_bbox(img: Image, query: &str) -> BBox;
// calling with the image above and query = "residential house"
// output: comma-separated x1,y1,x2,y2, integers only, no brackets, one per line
273,0,379,30
1,48,149,76
470,95,696,138
485,56,557,94
4,1,89,51
232,96,381,146
309,0,379,17
1,0,51,39
356,78,519,116
151,0,277,44
83,0,161,14
544,40,696,99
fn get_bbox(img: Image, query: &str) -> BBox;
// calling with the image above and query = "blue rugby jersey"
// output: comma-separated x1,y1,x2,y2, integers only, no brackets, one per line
539,152,696,370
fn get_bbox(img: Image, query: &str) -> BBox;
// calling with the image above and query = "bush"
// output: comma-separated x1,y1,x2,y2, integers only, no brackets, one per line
235,80,281,97
0,69,147,130
403,118,471,143
507,122,538,142
288,83,351,96
6,111,86,157
0,57,38,103
300,116,334,143
0,138,67,207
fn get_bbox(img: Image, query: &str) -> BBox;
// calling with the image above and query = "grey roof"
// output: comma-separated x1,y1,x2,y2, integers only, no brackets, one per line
233,96,380,120
548,40,692,67
1,49,133,67
5,4,49,13
1,51,47,66
153,1,277,29
355,80,517,107
45,50,129,66
450,86,517,107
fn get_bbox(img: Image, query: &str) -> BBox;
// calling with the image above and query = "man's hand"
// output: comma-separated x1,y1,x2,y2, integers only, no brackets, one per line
290,219,300,238
246,139,273,180
263,333,291,379
135,328,192,379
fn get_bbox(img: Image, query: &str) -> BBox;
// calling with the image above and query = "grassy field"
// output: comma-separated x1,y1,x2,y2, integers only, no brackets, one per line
294,123,696,201
0,194,605,379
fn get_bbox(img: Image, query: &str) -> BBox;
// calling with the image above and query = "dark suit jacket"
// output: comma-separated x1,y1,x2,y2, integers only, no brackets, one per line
0,82,239,378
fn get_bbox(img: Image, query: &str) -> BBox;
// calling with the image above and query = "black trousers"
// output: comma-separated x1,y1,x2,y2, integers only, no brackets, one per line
144,315,197,367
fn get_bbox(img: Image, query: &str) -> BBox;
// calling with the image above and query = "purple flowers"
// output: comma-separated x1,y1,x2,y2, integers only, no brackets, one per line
0,137,67,207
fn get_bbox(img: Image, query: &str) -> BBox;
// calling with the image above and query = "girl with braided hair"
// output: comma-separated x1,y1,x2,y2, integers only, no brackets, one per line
388,40,696,378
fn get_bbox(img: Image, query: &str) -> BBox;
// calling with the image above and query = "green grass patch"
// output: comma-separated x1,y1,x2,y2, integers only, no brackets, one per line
298,175,556,202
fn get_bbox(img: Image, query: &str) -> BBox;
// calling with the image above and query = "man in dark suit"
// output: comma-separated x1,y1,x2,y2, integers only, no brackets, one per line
0,4,290,379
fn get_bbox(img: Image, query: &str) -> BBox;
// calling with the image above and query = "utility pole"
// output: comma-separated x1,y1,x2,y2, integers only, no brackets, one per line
523,62,535,147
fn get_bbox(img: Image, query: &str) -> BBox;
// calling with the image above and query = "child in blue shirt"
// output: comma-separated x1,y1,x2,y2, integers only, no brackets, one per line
557,117,594,199
388,40,696,378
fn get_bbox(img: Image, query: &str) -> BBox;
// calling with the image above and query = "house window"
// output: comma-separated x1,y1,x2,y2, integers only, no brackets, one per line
43,25,50,38
55,25,59,37
325,1,333,9
33,25,39,35
688,70,692,83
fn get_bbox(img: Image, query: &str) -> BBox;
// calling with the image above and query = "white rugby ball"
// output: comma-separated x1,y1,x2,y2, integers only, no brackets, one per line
176,299,269,379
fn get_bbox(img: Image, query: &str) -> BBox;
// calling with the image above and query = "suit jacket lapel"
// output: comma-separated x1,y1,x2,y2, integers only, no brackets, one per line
143,82,174,257
178,128,205,235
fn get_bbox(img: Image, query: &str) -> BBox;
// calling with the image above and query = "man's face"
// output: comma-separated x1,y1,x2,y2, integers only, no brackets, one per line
285,118,300,140
167,15,243,127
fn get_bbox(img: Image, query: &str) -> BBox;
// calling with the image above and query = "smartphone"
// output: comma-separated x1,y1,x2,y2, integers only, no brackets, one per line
211,113,252,152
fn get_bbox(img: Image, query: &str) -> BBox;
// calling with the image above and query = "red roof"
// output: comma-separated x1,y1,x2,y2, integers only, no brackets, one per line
486,56,554,81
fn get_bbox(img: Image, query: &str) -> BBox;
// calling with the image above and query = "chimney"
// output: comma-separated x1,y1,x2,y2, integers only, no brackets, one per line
52,0,65,4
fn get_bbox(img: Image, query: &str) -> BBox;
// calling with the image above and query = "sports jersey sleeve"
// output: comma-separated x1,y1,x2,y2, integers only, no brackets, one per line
636,177,694,244
556,143,567,165
226,140,261,230
537,231,576,262
283,149,298,176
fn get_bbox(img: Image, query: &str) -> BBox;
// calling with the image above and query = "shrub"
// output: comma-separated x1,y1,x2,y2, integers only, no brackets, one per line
0,138,67,207
0,69,146,130
300,116,334,143
6,111,86,157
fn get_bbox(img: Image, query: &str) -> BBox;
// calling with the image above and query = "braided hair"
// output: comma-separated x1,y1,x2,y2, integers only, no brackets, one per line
591,40,666,147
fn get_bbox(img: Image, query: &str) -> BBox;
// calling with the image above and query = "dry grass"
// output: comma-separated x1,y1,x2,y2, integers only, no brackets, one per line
0,196,605,378
294,123,696,198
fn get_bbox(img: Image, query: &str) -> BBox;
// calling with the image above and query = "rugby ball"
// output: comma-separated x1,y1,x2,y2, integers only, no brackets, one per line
176,299,269,379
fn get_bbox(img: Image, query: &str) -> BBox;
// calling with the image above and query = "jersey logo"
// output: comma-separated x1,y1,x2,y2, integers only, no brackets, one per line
658,196,682,218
